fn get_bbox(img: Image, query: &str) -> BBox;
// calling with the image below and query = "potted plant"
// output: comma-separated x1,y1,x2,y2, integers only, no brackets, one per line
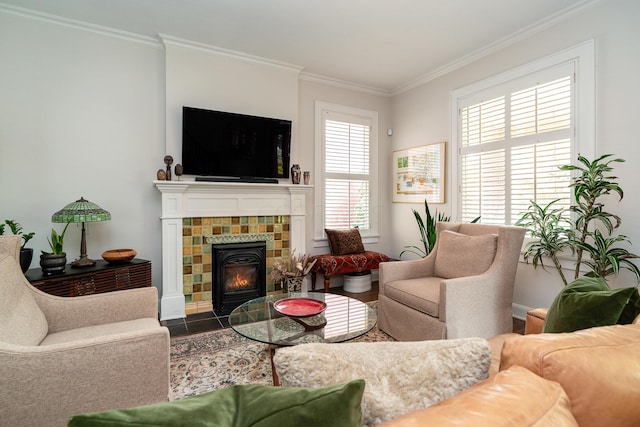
40,222,70,275
517,154,640,286
515,199,574,286
0,220,36,273
270,249,317,292
400,199,480,259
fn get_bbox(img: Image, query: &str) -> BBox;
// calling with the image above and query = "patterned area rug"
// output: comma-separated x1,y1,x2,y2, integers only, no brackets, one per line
170,302,394,400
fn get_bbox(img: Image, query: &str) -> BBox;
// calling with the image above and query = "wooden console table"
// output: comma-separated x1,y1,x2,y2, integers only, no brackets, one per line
25,259,151,297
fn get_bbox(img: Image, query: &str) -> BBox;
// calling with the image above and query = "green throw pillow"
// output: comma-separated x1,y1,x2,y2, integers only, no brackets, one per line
543,275,640,333
68,380,365,427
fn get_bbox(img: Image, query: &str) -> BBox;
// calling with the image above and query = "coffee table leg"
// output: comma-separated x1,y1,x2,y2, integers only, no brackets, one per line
269,345,280,386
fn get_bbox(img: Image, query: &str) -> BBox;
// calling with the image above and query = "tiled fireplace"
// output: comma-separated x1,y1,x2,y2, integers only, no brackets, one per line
182,215,290,314
155,181,310,320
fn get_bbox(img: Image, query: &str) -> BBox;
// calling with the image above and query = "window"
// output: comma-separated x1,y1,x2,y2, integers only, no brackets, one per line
314,102,378,244
452,41,594,225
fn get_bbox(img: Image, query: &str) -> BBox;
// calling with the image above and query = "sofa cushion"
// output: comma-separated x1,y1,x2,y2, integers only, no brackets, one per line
325,228,365,255
0,254,48,346
500,324,640,427
274,338,491,426
378,366,577,427
68,379,365,427
383,276,441,317
543,274,640,333
433,231,497,279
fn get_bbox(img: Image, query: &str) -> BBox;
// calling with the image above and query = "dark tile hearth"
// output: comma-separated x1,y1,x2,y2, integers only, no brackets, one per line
161,282,526,337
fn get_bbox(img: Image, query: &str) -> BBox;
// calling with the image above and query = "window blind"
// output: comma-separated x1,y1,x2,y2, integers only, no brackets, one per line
459,73,573,225
324,117,371,230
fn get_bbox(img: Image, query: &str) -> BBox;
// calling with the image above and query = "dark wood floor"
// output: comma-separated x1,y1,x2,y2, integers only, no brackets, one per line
161,282,525,337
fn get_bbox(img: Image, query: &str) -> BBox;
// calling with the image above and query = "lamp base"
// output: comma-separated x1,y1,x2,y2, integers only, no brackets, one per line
70,256,97,268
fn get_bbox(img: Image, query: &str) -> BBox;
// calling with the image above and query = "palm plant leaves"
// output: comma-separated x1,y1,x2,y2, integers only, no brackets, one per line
559,154,626,280
519,154,639,286
575,229,640,281
516,199,573,286
400,200,450,258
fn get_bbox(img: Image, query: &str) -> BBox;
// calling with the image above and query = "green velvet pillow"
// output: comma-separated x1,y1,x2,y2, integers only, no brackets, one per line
68,380,365,427
543,275,640,333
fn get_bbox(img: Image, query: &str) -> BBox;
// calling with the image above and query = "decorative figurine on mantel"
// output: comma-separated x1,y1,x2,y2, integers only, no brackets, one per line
174,163,183,180
291,164,301,184
156,169,166,180
164,155,174,181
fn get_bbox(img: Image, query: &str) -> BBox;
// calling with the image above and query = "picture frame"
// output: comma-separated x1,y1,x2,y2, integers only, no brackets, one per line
393,141,446,203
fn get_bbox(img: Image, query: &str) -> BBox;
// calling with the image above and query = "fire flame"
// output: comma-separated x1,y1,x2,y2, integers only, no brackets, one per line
227,273,251,290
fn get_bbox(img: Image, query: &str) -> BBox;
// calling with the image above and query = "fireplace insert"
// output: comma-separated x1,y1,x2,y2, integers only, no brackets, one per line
212,241,267,315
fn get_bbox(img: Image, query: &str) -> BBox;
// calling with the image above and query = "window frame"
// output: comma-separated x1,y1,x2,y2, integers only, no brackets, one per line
313,101,379,247
450,40,595,224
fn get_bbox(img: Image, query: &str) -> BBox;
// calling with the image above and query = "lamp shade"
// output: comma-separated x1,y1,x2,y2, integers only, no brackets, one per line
52,197,111,223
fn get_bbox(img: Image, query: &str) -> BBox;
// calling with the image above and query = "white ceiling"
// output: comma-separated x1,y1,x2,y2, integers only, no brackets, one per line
1,0,598,93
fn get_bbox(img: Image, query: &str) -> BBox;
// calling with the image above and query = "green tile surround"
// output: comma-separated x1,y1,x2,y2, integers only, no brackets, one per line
182,216,290,309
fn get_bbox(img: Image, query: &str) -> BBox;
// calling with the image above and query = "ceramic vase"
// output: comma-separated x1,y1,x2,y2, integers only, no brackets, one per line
291,164,301,184
284,276,304,293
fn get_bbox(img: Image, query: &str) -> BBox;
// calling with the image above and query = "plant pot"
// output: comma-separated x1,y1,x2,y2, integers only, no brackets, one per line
283,276,305,293
40,252,67,275
20,248,33,273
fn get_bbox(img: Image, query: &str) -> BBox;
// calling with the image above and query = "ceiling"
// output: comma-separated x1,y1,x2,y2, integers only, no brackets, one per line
1,0,598,93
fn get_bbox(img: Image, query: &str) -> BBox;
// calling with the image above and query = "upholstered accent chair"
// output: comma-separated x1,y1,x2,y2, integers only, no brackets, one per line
378,222,525,341
0,236,170,427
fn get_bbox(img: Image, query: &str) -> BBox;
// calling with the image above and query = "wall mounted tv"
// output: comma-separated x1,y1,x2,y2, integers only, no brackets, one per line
182,106,292,183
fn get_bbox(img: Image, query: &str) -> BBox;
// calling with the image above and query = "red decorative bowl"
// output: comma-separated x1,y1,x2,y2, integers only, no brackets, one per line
273,297,327,318
102,249,137,264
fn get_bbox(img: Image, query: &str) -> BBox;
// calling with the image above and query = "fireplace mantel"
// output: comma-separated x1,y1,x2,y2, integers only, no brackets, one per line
154,180,311,320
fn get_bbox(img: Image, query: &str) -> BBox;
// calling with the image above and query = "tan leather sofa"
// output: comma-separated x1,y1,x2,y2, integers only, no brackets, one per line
381,310,640,427
0,236,170,426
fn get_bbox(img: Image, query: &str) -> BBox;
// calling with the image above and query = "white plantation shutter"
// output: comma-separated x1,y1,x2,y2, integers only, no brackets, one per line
323,115,371,230
458,67,574,225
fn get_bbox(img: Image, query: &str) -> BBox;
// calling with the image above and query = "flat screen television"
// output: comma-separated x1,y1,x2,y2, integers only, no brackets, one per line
182,106,292,182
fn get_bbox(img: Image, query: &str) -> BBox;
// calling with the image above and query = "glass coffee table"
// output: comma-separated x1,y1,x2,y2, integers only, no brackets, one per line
229,292,377,384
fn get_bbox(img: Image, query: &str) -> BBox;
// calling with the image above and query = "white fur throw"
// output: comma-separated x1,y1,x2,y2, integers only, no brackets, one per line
273,338,491,426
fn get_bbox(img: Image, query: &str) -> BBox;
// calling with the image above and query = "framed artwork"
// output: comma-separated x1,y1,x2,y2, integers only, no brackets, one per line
393,141,445,203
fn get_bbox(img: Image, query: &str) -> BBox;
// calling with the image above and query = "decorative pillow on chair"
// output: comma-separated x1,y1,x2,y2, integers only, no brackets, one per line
543,274,640,333
274,338,491,426
325,228,365,255
68,380,365,427
433,230,498,279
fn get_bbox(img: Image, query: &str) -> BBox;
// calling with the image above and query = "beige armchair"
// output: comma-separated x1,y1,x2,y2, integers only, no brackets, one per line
378,222,525,341
0,236,170,427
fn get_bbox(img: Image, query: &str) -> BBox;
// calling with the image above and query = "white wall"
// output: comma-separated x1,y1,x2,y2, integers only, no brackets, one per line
0,11,165,287
0,8,392,297
162,37,301,164
391,0,640,316
297,79,393,288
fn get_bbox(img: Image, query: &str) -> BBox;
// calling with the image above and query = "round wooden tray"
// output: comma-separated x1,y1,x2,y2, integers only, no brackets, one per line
102,248,137,264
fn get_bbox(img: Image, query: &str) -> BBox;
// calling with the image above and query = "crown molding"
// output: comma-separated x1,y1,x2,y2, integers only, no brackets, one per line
392,0,602,95
0,2,160,47
158,34,304,74
299,72,391,97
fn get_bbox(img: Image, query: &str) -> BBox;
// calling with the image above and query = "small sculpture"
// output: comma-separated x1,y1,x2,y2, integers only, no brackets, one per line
156,169,166,180
174,164,183,180
164,155,174,181
291,164,301,184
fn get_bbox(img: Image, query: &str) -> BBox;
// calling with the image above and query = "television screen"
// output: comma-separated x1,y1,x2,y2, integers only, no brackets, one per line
182,107,291,180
